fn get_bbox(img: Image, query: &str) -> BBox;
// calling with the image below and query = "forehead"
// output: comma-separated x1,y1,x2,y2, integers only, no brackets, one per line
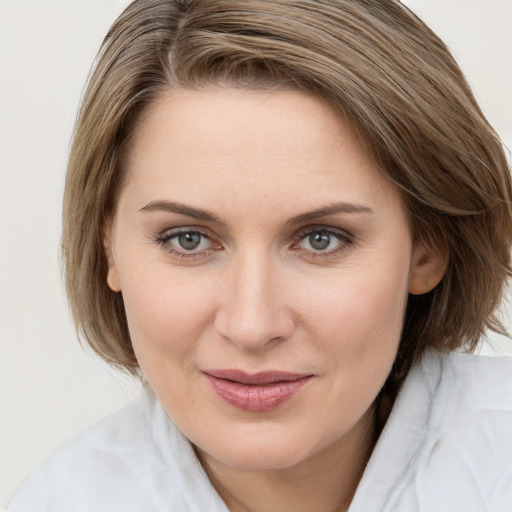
121,87,405,221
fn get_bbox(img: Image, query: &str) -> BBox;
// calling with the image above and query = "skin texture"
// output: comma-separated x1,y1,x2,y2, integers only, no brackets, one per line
105,88,446,511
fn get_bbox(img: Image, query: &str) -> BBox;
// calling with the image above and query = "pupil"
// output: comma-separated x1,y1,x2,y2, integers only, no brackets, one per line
310,232,330,250
178,232,201,250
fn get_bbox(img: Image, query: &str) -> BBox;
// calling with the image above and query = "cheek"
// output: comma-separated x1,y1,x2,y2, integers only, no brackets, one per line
120,270,218,367
349,273,408,342
299,262,410,423
306,263,409,348
299,255,411,400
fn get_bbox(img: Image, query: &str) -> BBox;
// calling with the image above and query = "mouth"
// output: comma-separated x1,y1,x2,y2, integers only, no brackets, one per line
202,369,313,412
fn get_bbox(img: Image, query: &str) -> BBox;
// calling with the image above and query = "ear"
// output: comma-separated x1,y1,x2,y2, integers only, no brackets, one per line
103,223,121,293
409,240,448,295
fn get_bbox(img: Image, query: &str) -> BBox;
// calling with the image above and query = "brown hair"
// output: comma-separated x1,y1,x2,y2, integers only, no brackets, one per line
62,0,512,391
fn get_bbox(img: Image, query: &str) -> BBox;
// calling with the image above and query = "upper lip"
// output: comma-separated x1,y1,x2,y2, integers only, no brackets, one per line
203,369,312,385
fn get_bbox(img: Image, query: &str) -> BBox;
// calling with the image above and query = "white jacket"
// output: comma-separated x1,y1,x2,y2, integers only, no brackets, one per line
7,350,512,511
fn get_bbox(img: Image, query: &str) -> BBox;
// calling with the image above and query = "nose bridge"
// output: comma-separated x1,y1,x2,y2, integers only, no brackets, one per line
215,246,293,350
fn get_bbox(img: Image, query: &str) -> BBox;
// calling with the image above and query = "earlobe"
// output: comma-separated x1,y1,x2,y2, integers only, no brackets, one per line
408,241,448,295
103,225,121,293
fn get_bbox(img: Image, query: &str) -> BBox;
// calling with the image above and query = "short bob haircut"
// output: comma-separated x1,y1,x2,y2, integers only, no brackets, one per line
62,0,512,396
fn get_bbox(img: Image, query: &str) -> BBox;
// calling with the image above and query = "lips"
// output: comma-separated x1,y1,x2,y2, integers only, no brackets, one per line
203,369,313,412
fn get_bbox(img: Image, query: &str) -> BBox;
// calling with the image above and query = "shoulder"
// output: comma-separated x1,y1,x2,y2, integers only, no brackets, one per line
414,350,512,509
6,389,191,512
435,348,512,387
430,351,512,467
426,350,512,450
425,349,512,420
350,349,512,512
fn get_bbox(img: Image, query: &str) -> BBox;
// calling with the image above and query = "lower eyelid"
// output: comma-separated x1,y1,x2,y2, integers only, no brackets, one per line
299,242,353,260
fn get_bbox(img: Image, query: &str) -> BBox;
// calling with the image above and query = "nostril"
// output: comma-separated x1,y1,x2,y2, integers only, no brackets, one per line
213,309,294,352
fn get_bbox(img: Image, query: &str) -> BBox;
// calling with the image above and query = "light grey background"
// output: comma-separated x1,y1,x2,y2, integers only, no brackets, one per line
1,0,511,506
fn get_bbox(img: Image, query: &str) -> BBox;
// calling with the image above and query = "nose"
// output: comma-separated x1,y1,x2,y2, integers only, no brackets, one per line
213,250,295,352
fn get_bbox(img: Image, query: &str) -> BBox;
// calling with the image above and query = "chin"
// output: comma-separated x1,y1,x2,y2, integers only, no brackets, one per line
192,419,343,473
199,440,313,472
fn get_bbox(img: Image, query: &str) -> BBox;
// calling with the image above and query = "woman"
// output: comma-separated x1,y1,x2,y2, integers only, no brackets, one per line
7,0,512,510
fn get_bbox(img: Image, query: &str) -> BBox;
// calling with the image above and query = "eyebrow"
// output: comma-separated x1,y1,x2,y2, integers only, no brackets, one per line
139,199,372,226
285,202,373,225
139,200,224,224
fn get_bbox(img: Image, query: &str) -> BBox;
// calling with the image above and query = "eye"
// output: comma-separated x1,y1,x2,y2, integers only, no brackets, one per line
174,232,206,251
303,231,335,251
293,227,353,256
154,228,220,258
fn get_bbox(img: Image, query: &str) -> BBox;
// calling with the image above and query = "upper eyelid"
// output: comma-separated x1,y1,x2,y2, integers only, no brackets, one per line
154,225,355,250
153,227,217,252
158,226,214,240
157,225,352,238
292,225,354,241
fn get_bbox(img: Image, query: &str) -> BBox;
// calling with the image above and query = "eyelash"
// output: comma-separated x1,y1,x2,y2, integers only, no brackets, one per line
291,226,354,258
153,228,218,260
153,226,354,260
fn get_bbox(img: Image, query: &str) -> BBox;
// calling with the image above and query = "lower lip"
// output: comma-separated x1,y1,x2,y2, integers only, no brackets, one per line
204,374,312,412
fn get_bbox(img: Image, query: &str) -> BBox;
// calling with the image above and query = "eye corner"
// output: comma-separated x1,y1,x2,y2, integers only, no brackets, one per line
290,225,355,260
151,227,224,261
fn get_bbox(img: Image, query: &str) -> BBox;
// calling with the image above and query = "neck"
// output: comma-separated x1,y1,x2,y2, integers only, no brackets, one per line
197,406,376,512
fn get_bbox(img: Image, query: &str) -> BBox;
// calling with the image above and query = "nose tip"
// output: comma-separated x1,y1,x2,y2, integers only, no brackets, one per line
214,309,293,352
213,262,295,352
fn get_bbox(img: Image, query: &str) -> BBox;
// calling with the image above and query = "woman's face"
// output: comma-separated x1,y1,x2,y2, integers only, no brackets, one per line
106,88,440,471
